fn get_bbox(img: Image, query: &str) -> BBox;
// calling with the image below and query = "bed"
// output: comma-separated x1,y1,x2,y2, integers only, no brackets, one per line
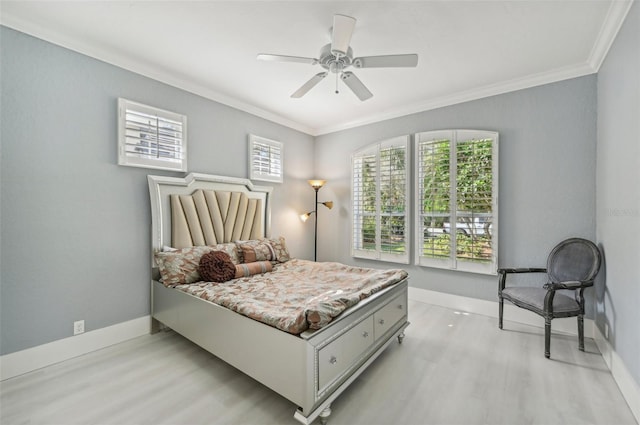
148,173,409,424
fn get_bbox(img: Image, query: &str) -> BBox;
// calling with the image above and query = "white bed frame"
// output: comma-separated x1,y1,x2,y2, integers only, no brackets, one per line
148,173,409,424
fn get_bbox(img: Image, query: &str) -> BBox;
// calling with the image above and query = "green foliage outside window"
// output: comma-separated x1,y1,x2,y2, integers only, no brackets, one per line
420,137,494,263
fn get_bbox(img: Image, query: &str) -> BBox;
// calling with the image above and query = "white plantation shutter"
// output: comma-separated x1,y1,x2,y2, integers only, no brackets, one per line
415,129,498,274
352,146,377,255
352,136,409,264
118,98,187,172
249,135,283,183
380,144,408,255
416,131,452,266
456,132,496,266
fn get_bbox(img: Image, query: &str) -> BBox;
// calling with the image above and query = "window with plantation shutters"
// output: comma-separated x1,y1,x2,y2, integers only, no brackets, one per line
249,135,283,183
352,146,377,256
352,136,409,264
117,98,187,172
415,130,498,274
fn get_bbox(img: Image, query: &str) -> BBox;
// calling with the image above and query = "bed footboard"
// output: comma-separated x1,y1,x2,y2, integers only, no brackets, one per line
294,324,409,425
295,280,409,424
152,278,408,424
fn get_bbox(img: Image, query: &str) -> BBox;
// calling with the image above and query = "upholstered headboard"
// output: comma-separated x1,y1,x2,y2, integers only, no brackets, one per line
148,173,273,259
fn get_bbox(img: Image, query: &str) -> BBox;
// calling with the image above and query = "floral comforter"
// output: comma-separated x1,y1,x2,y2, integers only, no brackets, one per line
175,259,408,335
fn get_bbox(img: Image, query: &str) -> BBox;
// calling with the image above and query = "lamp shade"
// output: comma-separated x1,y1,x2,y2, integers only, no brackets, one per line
308,179,326,190
322,201,334,209
300,212,312,222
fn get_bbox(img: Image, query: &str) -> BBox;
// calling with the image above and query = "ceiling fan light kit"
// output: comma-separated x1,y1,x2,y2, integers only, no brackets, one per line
257,14,418,101
330,14,356,56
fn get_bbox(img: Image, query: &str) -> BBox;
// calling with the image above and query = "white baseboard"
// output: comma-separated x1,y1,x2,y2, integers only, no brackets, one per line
408,287,639,425
594,324,640,423
0,315,151,381
408,287,594,336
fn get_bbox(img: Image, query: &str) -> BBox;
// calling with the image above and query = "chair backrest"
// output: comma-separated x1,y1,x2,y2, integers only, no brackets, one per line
547,238,601,283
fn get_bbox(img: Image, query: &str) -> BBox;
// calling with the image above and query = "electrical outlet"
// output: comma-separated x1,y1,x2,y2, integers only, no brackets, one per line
73,320,85,335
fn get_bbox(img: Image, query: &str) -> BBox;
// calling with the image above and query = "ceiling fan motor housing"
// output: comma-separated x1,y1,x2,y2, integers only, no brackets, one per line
319,44,353,73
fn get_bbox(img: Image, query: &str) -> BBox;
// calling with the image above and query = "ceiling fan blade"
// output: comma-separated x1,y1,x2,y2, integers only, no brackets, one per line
353,54,419,68
257,54,318,65
340,72,373,101
331,14,356,56
291,72,328,98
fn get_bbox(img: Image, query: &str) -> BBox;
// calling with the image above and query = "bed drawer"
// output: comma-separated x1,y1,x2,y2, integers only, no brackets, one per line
317,317,374,391
374,293,407,340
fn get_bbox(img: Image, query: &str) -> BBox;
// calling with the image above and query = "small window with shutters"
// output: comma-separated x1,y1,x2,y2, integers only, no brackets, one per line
352,136,409,264
249,134,283,183
117,98,187,172
416,129,498,274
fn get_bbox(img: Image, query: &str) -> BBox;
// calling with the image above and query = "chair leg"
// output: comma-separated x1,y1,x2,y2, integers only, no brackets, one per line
578,315,585,351
544,318,551,358
498,298,504,329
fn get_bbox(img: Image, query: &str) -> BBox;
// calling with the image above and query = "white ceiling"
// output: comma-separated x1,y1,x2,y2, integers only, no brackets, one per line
0,1,633,135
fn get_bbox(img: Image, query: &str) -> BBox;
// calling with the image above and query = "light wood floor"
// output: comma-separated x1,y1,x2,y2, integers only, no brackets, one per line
1,300,636,425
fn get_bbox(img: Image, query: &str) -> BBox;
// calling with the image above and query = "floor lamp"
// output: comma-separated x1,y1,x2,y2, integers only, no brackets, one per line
300,179,333,261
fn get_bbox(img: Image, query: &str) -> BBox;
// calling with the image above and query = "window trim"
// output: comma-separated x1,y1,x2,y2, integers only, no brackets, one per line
248,134,283,183
414,129,499,275
351,135,410,264
117,98,187,172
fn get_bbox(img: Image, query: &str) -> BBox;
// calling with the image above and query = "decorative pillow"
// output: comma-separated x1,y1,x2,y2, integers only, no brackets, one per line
235,261,273,278
199,251,236,283
262,236,290,262
235,237,291,263
154,243,240,286
210,242,241,265
155,245,214,286
236,240,276,263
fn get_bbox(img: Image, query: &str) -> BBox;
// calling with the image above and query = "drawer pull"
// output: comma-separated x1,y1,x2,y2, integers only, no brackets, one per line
379,319,385,325
329,356,337,365
362,331,369,338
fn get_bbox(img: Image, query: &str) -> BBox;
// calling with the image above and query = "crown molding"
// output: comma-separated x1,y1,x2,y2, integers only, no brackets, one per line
0,15,315,136
315,0,633,136
2,0,634,138
315,62,597,135
588,0,635,71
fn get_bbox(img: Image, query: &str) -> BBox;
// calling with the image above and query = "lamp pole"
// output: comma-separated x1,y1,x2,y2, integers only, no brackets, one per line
313,186,319,262
306,179,329,262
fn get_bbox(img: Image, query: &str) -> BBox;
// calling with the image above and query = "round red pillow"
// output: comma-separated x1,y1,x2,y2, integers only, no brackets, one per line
198,250,236,282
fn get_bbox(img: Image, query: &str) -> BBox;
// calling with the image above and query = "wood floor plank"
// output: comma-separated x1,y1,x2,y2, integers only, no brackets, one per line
1,300,636,425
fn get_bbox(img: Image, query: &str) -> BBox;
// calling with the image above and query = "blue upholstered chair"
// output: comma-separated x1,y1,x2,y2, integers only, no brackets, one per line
498,238,602,358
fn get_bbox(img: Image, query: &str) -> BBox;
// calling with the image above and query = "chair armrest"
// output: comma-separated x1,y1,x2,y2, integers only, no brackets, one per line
498,267,547,274
498,267,547,292
543,280,594,290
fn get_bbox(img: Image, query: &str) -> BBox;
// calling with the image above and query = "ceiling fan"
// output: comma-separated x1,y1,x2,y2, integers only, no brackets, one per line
257,14,418,101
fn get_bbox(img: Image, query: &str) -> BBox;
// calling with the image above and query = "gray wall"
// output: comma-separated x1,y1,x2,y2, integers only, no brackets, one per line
596,2,640,386
0,27,315,355
315,76,598,307
2,12,637,396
